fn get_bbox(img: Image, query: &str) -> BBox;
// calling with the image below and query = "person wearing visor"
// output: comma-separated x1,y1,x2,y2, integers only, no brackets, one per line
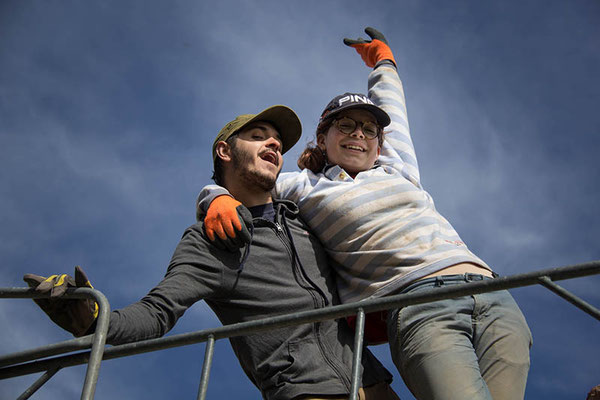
198,28,533,400
24,105,399,399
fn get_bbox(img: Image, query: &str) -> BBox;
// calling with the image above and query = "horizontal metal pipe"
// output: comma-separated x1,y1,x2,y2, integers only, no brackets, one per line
0,336,93,368
0,289,109,367
1,260,598,380
0,287,110,400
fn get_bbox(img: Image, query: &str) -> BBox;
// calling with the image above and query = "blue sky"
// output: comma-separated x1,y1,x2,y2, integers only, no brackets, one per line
1,1,599,399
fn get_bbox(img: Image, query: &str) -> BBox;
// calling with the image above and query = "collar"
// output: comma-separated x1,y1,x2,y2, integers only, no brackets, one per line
321,161,381,181
247,203,275,222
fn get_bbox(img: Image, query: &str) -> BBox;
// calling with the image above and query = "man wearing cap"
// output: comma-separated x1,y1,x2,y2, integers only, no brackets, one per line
24,105,398,399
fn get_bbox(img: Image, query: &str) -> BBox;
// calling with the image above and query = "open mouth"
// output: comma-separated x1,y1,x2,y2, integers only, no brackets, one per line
342,144,366,152
260,151,279,166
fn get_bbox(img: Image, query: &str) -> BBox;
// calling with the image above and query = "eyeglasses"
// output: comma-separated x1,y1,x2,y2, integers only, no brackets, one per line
332,117,381,139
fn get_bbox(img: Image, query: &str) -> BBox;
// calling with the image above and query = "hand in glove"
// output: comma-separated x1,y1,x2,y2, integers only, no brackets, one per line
204,195,253,251
23,266,98,337
343,27,396,68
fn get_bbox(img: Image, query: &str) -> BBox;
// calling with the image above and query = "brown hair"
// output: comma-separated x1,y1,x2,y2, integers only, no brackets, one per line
297,118,386,173
211,134,239,186
297,119,332,173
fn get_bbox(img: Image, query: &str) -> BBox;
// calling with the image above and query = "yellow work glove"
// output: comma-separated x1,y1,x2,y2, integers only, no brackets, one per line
343,27,396,68
204,195,253,251
23,266,99,337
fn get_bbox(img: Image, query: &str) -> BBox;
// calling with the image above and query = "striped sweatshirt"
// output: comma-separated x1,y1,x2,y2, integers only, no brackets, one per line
198,63,491,304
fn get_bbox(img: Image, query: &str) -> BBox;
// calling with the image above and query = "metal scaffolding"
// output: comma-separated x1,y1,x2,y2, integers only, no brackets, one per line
1,260,599,400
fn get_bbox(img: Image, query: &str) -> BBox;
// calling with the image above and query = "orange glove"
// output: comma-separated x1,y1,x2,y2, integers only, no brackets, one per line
204,195,252,251
343,27,396,68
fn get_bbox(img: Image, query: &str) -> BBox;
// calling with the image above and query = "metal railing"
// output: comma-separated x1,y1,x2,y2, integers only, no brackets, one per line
1,260,599,400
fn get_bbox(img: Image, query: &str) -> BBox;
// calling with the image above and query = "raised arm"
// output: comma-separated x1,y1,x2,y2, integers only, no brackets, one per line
346,27,421,187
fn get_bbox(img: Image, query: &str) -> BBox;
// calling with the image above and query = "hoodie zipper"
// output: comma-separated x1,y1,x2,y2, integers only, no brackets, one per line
274,218,351,390
274,222,324,307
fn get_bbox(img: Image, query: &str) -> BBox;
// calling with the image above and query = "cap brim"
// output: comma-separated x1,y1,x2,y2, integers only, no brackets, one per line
324,103,391,127
240,105,302,155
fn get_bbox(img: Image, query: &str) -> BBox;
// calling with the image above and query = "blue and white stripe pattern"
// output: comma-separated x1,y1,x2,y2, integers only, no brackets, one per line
275,64,490,303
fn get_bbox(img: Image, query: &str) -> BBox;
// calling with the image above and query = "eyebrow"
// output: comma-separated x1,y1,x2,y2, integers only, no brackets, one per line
337,114,377,123
245,123,282,141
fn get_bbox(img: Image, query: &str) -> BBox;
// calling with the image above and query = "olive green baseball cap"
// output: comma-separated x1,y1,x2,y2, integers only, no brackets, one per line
212,105,302,162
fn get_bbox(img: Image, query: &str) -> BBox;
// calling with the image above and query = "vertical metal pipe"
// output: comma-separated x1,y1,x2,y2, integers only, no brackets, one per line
80,289,111,400
16,367,61,400
349,308,365,400
197,335,215,400
538,276,600,321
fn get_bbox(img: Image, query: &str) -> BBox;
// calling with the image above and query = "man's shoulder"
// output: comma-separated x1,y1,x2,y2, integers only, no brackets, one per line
181,221,209,243
176,222,221,258
171,222,246,274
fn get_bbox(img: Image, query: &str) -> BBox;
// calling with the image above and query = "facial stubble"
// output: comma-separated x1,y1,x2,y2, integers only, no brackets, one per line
230,142,279,192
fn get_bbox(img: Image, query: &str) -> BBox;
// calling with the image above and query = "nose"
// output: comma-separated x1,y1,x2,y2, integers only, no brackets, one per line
349,125,365,139
265,136,281,153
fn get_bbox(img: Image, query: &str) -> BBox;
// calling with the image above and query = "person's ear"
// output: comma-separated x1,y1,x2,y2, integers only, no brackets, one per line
215,141,232,162
316,134,326,150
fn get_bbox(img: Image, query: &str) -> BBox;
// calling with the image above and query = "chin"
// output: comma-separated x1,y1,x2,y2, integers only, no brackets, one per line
343,163,365,174
262,168,280,182
256,172,278,191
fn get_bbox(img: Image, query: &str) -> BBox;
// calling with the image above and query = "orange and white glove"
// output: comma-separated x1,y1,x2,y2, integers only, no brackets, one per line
343,27,396,68
204,195,253,251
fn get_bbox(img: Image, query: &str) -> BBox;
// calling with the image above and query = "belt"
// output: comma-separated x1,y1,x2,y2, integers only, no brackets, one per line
401,273,495,294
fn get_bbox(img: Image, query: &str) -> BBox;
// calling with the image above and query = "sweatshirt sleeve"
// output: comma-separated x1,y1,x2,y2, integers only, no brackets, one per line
274,170,309,204
369,61,421,188
196,172,307,218
106,224,222,345
195,184,232,221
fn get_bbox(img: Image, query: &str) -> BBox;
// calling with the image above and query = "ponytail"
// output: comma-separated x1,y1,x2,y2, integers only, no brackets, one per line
297,144,327,173
297,119,332,173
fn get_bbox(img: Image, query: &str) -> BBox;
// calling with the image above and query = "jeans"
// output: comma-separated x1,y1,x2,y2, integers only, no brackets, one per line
388,274,532,400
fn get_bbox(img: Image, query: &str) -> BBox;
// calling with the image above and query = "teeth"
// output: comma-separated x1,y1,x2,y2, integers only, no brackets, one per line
261,153,277,165
343,145,364,152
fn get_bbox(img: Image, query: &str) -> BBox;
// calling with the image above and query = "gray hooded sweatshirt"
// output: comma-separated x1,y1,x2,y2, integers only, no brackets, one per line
105,200,392,399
